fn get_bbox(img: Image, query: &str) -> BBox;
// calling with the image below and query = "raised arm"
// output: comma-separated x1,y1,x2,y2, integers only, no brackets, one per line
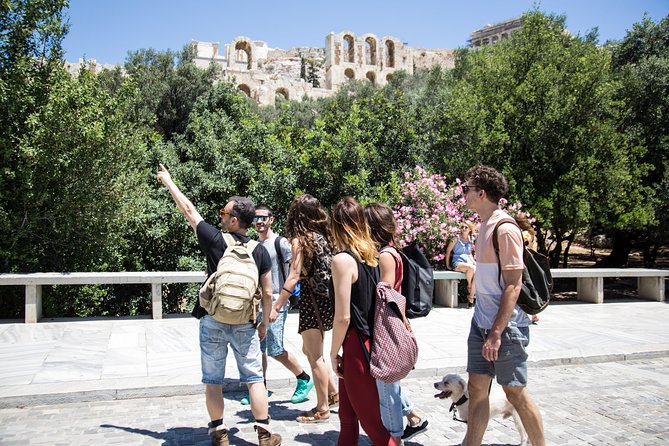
156,163,203,233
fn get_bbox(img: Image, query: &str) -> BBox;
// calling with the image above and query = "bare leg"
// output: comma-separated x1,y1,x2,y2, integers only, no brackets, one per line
248,381,269,420
301,328,330,413
463,373,492,446
205,384,225,421
503,386,545,446
270,350,304,376
456,264,476,303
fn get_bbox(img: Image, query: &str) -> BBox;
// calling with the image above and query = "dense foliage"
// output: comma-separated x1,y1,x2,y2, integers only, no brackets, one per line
1,3,667,318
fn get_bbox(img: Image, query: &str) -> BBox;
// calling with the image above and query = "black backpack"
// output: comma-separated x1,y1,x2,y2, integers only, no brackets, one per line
401,242,434,318
493,220,552,315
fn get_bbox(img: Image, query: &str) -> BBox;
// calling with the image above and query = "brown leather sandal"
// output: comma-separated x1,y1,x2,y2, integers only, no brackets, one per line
328,392,339,408
296,408,330,423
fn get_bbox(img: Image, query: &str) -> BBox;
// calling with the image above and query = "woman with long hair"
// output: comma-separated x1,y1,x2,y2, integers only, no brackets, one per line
329,197,395,446
273,194,338,423
365,203,429,443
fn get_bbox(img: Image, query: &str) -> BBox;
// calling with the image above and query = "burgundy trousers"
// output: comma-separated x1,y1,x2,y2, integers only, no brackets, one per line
337,329,393,446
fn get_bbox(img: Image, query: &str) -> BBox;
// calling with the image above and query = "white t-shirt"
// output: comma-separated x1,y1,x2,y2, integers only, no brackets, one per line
472,209,530,329
259,233,292,311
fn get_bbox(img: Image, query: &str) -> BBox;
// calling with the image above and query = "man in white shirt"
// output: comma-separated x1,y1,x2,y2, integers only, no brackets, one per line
461,165,545,446
242,205,314,406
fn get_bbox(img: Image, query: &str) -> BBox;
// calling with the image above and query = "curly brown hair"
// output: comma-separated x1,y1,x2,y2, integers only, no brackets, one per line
465,165,508,203
285,194,331,263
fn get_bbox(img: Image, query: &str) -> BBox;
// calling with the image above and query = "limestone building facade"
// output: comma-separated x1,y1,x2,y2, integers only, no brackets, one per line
468,18,523,47
323,32,413,89
192,31,455,106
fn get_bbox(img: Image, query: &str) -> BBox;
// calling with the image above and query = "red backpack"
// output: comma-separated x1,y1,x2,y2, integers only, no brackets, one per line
370,282,419,383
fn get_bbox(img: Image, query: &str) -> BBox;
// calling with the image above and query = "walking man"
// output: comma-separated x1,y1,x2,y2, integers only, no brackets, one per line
157,164,281,446
239,204,314,405
461,165,545,446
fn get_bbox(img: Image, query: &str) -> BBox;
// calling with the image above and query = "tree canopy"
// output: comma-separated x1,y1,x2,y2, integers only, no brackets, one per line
1,4,667,318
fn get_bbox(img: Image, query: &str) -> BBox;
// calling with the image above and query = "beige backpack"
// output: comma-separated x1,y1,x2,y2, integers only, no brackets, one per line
199,233,260,324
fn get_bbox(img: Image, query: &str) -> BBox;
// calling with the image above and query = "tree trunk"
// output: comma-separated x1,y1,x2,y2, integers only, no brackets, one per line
549,231,563,268
599,230,631,267
562,233,575,268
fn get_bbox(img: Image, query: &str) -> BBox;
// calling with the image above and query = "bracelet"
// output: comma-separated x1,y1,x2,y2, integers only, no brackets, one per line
282,287,292,294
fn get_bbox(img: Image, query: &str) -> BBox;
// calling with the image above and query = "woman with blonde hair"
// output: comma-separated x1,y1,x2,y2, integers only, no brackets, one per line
330,197,395,445
272,194,338,423
445,221,477,307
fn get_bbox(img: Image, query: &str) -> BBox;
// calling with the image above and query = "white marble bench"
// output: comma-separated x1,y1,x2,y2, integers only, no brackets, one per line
433,268,668,307
0,272,206,323
433,270,467,308
550,268,668,304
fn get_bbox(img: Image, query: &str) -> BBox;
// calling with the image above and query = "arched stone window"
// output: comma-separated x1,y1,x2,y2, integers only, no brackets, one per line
275,88,289,101
385,40,395,68
343,34,355,63
344,68,355,81
501,33,508,40
235,40,253,70
386,73,393,82
365,37,377,65
238,84,251,97
366,71,375,85
492,35,499,44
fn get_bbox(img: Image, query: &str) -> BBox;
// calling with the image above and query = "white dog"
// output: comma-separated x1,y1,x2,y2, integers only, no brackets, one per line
434,373,528,446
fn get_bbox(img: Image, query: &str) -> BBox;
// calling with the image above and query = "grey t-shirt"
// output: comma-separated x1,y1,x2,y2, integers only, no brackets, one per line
260,233,292,310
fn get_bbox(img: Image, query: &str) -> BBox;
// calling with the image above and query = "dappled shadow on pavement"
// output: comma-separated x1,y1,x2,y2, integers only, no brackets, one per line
101,424,255,446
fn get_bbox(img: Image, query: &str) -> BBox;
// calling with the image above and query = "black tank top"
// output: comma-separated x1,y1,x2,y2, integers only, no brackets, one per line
339,250,379,338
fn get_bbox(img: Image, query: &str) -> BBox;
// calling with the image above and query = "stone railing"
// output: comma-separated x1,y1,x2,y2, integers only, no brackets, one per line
0,272,206,323
1,268,666,323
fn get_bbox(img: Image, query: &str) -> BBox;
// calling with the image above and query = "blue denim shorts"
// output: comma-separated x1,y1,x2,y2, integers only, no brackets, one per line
259,309,287,357
199,314,264,385
466,319,529,387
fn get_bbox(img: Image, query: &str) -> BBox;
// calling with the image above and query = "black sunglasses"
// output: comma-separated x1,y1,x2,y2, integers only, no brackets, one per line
462,185,481,194
253,215,269,222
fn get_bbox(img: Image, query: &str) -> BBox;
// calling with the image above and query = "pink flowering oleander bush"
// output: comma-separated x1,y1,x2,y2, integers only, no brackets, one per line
393,166,533,270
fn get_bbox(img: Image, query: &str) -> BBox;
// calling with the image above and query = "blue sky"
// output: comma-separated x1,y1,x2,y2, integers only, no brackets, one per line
63,0,668,65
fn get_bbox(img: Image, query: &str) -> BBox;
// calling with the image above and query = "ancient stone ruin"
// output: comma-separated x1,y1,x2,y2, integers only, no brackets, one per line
192,31,456,106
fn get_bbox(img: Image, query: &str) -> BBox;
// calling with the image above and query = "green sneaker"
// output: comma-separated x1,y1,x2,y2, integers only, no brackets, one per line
241,390,269,405
291,376,314,403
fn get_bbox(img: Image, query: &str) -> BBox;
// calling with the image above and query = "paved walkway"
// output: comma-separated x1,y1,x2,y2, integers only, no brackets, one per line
0,300,668,444
1,300,668,408
1,357,668,445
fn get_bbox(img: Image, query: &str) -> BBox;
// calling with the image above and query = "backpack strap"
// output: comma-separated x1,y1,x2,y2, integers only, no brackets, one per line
275,236,287,288
492,219,523,287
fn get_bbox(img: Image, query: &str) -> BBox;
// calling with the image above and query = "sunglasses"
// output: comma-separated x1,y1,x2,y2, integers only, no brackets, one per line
219,208,233,219
461,185,481,194
253,215,269,222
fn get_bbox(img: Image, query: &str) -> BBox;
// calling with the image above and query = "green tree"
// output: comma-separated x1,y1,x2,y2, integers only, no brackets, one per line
608,14,669,266
430,11,653,266
123,45,220,140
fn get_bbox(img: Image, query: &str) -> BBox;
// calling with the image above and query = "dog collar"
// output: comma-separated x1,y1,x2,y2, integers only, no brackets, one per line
450,395,469,424
450,394,468,412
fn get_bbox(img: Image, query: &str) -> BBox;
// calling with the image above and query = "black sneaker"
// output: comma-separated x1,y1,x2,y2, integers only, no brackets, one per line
402,418,428,440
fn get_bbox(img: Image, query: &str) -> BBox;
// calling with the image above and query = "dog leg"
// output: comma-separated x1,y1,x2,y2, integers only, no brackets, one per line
511,411,528,446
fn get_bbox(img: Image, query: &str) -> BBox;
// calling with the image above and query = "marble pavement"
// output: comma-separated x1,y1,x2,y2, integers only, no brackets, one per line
0,300,668,408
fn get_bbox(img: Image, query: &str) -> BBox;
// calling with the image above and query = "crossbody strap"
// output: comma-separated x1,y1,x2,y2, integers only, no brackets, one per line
492,219,523,287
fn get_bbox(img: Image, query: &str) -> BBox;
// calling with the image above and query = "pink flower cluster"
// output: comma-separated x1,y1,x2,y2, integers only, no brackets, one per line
393,166,532,269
